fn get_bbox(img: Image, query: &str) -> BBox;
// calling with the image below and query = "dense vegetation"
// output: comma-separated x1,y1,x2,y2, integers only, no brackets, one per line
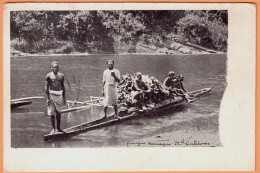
11,10,227,54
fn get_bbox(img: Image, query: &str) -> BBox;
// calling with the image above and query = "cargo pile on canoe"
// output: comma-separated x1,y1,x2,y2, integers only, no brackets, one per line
117,74,185,113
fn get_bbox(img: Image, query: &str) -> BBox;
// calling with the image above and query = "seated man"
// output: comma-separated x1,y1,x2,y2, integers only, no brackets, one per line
163,71,177,98
150,76,168,103
163,72,196,103
132,72,151,110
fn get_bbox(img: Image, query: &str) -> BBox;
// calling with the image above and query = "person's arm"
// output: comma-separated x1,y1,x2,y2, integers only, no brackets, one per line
118,77,125,85
111,70,120,83
163,78,170,90
61,75,66,105
134,81,142,91
157,81,165,91
172,78,178,83
117,70,121,83
144,82,150,91
180,82,188,93
45,75,50,105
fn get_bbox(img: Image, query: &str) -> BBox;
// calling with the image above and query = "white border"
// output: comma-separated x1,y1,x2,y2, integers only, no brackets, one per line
3,3,255,171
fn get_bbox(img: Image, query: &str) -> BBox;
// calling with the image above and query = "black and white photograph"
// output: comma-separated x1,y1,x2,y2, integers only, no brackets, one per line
3,3,255,172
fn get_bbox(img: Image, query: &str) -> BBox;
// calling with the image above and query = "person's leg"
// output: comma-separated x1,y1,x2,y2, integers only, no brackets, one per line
48,101,56,133
56,112,65,132
50,115,56,133
104,106,108,118
141,92,148,110
113,104,119,118
173,89,192,103
134,92,142,110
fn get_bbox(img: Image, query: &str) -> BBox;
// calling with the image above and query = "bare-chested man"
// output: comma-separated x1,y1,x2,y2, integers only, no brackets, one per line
163,71,195,103
45,61,66,134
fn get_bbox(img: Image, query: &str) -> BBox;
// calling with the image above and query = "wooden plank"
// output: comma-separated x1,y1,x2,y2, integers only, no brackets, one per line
66,97,103,105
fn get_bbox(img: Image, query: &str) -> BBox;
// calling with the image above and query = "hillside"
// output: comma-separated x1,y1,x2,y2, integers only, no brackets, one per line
10,10,227,56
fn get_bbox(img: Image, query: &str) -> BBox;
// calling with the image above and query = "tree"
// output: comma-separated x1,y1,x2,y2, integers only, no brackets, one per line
177,11,228,51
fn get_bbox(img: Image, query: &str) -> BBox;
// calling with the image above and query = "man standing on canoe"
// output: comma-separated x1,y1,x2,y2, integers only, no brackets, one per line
45,61,66,134
102,60,121,119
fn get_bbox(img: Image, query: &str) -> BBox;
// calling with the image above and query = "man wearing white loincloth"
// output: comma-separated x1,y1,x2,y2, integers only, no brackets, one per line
45,61,66,134
102,60,120,119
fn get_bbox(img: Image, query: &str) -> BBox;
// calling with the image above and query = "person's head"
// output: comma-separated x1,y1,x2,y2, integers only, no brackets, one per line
168,71,175,79
125,76,131,81
136,72,142,81
179,75,184,82
51,61,59,74
107,60,114,70
150,76,156,83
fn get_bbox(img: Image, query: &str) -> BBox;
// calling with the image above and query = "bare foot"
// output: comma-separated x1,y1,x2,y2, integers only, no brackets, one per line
57,129,66,133
101,115,107,119
50,129,56,134
188,98,197,104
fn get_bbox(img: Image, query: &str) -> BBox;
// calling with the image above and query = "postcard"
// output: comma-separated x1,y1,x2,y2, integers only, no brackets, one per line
3,2,255,172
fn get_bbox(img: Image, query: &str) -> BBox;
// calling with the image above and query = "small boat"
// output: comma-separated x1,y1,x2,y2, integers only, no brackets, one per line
11,100,32,109
44,88,212,141
11,96,44,109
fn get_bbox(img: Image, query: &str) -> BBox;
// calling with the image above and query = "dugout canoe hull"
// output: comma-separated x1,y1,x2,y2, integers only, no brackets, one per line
44,87,212,141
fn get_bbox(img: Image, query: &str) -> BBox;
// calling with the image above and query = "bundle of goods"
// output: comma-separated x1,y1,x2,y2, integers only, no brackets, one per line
117,74,168,113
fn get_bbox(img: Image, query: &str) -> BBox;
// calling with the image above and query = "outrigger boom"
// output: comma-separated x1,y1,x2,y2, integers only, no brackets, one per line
44,87,212,141
61,97,106,114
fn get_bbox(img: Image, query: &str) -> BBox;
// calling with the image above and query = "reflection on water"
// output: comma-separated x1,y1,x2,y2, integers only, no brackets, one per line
11,54,226,148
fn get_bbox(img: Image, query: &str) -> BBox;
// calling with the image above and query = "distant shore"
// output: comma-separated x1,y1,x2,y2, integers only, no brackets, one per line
10,51,226,58
11,44,225,58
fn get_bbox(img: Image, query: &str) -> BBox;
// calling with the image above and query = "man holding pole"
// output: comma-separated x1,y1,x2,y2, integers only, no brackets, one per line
102,60,121,119
45,61,66,134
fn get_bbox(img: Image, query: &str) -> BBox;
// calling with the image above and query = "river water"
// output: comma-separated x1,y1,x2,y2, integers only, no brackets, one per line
11,54,226,148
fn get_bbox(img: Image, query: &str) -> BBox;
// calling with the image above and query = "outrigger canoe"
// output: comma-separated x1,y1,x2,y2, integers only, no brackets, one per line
44,87,212,141
11,96,44,109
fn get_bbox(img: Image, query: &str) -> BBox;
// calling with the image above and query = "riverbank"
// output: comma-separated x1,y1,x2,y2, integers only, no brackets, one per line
11,40,224,57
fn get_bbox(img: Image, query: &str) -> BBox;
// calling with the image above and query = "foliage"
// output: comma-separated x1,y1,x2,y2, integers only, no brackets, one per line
10,10,228,54
176,11,228,51
208,19,228,51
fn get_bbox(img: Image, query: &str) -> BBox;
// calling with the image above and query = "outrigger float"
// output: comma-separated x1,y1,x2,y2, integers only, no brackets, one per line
11,96,45,109
44,87,212,141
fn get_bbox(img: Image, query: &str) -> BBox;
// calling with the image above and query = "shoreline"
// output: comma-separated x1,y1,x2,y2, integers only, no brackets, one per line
11,52,226,58
11,41,225,58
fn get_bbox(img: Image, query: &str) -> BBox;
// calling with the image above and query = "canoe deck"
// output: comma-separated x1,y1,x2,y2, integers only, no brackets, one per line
44,87,212,141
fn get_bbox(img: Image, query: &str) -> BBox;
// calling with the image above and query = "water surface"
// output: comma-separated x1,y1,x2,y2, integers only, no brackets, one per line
11,54,226,148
